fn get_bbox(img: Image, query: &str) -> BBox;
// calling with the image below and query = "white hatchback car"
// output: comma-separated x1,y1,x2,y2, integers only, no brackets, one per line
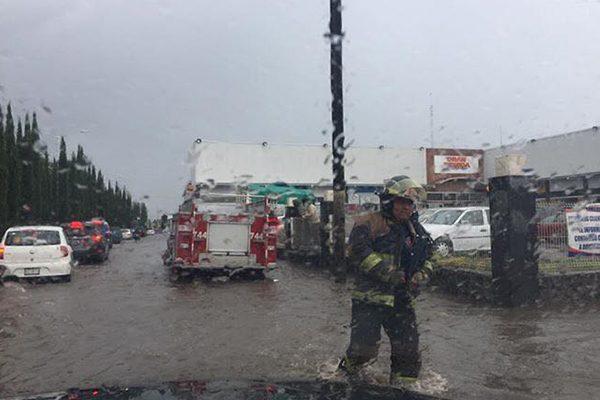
0,226,73,282
422,207,491,256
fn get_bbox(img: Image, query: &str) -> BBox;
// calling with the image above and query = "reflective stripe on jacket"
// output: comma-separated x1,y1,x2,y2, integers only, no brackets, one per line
348,212,432,307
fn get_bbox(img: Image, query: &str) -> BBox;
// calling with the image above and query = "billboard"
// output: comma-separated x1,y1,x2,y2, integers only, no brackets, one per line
566,204,600,256
426,148,484,186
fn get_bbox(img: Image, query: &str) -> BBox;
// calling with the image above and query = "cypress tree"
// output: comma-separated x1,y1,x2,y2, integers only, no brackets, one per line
71,145,86,219
31,112,40,143
106,181,114,223
21,114,32,208
95,170,105,217
69,151,80,219
0,104,7,230
50,158,59,222
140,203,148,224
29,113,43,220
39,151,51,222
57,137,69,221
97,170,105,190
114,182,123,226
5,104,22,223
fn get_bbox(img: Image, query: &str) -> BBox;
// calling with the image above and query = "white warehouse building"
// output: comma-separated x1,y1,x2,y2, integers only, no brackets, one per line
189,140,426,188
187,140,486,206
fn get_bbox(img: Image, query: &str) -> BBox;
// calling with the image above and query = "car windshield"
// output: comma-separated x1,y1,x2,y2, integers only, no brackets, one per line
426,209,464,225
3,2,600,400
5,230,61,246
418,209,439,223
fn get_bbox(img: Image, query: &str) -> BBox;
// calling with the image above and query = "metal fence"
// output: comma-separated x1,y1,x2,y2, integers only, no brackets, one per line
315,197,600,273
535,198,600,272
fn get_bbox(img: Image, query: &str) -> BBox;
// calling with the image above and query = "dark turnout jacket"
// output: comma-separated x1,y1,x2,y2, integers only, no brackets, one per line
348,212,433,307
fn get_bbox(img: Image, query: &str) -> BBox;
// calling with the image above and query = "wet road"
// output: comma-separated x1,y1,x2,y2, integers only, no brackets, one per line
1,235,600,400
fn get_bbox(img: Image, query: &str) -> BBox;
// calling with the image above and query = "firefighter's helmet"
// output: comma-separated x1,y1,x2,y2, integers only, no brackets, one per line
379,175,426,217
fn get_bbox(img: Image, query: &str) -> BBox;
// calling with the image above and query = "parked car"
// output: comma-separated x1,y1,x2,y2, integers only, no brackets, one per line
111,228,123,244
85,223,111,262
0,226,72,282
64,222,110,263
63,221,92,263
537,211,567,245
121,228,133,240
418,208,441,224
422,207,491,256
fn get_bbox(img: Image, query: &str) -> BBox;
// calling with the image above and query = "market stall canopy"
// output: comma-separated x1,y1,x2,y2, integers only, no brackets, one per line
247,183,315,204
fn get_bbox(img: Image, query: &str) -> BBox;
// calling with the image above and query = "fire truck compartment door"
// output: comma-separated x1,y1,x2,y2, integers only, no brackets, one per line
207,222,250,254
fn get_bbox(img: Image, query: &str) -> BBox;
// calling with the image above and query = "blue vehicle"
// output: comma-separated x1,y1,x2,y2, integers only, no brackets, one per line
111,228,123,244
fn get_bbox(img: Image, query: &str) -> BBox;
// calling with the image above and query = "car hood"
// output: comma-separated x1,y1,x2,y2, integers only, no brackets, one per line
3,379,443,400
422,224,453,240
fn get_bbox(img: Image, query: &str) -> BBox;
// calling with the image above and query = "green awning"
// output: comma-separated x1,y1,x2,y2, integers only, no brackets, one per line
247,183,315,205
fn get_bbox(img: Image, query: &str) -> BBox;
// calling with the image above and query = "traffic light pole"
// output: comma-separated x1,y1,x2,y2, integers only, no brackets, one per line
329,0,346,278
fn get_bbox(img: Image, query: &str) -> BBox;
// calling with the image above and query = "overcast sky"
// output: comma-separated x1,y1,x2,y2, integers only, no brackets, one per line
1,0,600,215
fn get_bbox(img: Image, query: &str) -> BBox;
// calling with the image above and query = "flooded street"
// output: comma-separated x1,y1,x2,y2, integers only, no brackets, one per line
1,235,600,400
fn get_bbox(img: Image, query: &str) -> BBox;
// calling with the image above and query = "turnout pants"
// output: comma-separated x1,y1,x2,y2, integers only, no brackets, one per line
345,298,421,378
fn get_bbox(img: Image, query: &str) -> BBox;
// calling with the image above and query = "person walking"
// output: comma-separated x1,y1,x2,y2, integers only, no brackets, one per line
338,175,433,387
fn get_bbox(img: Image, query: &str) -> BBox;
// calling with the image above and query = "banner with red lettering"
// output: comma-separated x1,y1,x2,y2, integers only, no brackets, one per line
433,155,480,174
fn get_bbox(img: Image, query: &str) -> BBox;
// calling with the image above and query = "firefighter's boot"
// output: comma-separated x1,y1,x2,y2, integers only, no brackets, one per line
389,372,418,389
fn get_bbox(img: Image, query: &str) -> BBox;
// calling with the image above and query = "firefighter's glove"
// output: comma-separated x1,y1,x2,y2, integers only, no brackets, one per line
411,271,429,286
389,268,406,287
407,276,421,298
405,270,428,297
421,260,434,278
378,260,405,287
414,261,433,286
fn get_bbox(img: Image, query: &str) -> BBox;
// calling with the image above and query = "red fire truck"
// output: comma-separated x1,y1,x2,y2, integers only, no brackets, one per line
166,192,279,280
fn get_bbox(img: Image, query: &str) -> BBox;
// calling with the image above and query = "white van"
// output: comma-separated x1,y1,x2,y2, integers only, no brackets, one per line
0,226,73,282
422,207,491,256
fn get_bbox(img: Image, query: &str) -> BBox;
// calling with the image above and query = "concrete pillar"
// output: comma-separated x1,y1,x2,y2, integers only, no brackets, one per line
489,175,539,306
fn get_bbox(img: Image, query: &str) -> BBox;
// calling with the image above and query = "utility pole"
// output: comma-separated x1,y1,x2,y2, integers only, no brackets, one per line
429,92,434,148
329,0,346,278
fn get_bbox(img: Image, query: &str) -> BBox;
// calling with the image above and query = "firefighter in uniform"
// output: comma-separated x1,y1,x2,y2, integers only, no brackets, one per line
339,175,433,386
